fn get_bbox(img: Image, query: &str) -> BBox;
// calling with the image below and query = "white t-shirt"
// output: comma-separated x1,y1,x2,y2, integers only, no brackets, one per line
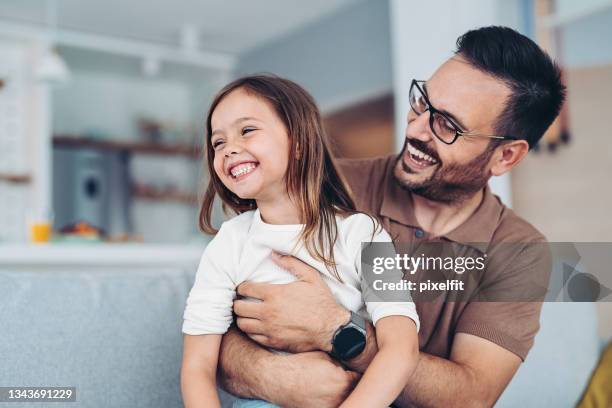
182,209,419,335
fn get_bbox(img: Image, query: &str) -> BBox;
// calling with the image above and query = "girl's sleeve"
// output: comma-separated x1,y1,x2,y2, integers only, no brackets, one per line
345,214,420,332
182,223,238,335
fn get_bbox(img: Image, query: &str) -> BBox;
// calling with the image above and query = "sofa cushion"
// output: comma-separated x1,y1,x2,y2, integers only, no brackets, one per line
0,268,193,408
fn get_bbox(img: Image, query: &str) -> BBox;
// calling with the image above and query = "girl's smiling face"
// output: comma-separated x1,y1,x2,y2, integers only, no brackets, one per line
210,88,290,202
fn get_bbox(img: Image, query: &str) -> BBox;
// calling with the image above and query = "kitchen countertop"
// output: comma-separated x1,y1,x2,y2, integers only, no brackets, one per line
0,243,206,268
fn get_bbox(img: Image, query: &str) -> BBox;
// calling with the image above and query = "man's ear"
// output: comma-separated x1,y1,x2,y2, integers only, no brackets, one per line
490,139,530,176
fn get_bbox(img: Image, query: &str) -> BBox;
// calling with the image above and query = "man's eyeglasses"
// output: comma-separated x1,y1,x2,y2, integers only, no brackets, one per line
409,79,518,145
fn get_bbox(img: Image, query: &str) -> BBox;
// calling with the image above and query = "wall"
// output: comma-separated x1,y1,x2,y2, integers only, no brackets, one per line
236,0,393,113
513,5,612,340
324,94,395,158
52,67,194,142
511,64,612,339
51,48,229,139
561,7,612,68
0,38,50,242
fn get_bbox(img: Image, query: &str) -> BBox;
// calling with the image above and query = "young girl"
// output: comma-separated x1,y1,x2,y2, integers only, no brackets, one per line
181,75,419,408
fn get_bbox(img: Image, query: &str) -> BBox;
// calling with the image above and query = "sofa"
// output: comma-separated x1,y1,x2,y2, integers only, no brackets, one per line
0,264,602,407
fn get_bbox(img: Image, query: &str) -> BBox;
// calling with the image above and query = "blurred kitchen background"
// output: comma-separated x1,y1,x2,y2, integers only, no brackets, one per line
0,0,611,336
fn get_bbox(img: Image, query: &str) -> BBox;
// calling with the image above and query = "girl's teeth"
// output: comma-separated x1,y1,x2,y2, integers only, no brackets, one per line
231,163,256,177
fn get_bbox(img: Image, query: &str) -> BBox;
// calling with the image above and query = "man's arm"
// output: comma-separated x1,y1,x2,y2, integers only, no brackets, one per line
395,333,521,408
343,323,520,407
217,327,277,402
218,327,360,408
219,322,519,408
337,316,519,407
231,254,523,407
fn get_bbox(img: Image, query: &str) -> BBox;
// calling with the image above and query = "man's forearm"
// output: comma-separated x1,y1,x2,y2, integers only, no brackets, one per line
343,323,492,408
218,327,360,408
217,327,277,401
395,352,491,408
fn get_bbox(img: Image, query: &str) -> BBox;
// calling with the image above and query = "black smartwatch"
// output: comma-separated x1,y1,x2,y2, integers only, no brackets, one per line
330,311,367,361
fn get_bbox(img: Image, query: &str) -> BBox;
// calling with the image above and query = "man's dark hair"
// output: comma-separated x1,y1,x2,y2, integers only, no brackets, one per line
455,26,566,148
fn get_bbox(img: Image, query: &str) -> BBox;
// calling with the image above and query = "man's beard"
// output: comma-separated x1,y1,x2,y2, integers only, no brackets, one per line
394,139,494,205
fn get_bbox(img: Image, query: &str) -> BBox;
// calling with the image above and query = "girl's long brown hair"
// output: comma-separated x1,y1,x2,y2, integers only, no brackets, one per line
199,74,377,280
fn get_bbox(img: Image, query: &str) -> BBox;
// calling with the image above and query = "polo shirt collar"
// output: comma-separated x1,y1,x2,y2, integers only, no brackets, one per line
444,185,503,252
380,157,502,253
380,157,419,227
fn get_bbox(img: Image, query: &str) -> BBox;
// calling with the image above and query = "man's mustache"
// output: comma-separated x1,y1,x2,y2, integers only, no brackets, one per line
403,138,441,163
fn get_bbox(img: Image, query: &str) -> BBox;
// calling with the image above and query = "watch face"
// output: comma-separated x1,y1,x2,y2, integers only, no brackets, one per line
335,326,366,360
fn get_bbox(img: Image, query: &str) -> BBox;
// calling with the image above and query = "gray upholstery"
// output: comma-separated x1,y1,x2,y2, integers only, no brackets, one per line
0,268,190,408
0,268,600,407
497,302,600,407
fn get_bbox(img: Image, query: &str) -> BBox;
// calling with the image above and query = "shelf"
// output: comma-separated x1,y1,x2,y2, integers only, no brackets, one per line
131,184,198,205
0,173,31,184
53,135,203,159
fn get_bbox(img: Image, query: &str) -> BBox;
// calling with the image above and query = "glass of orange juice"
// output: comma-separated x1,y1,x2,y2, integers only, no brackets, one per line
28,209,54,243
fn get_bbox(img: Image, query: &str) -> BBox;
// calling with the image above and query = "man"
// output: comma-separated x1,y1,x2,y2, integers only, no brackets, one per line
217,26,565,407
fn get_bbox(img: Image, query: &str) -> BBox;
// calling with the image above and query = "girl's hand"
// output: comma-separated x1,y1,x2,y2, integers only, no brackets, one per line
233,252,350,353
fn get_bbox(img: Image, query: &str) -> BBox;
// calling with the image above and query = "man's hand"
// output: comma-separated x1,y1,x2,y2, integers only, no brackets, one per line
233,252,350,353
280,351,361,408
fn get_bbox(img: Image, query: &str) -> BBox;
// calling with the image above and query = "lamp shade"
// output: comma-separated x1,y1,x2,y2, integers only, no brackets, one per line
35,48,71,84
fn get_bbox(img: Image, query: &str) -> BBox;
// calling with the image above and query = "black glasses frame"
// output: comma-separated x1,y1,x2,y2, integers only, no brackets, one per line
409,79,518,145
